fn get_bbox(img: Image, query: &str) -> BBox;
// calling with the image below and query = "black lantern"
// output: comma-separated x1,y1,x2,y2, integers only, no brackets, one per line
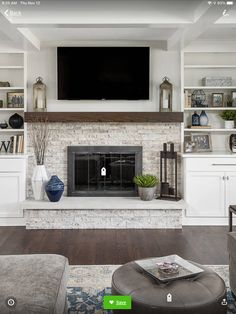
191,89,206,108
158,142,180,201
33,77,47,112
160,77,173,112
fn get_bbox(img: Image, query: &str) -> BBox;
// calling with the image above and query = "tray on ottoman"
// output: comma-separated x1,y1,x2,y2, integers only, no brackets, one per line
135,254,204,282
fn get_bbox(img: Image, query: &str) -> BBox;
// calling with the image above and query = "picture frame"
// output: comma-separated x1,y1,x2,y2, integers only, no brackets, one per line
212,93,224,107
7,92,24,108
232,91,236,107
191,133,212,152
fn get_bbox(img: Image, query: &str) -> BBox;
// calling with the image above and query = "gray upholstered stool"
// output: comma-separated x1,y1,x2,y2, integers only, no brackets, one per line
112,259,227,314
0,254,69,314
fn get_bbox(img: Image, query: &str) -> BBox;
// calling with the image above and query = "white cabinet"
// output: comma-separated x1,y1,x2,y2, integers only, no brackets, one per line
186,171,225,217
0,157,27,218
184,156,236,218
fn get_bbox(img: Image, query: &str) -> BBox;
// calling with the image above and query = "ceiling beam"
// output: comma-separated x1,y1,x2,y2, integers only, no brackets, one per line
0,13,40,50
167,2,225,50
17,28,40,50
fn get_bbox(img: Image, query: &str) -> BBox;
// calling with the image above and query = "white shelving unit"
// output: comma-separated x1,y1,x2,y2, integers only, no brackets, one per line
182,51,236,153
184,65,236,69
0,87,25,90
184,107,236,111
184,128,236,132
0,108,24,112
184,86,236,90
0,129,24,133
0,66,24,69
0,52,27,154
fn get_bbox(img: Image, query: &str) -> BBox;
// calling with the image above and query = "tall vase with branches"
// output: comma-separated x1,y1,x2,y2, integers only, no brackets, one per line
30,120,50,200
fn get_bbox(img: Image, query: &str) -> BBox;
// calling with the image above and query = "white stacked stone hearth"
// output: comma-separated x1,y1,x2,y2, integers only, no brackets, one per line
25,122,183,229
22,197,185,229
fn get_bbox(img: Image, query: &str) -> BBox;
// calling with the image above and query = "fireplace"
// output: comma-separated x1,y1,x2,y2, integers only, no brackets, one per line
67,146,142,196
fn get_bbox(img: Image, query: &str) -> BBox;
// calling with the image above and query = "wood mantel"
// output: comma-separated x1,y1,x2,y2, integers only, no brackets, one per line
25,112,183,123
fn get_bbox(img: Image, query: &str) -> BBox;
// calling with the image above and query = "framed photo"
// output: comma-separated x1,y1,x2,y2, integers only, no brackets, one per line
7,92,24,108
212,93,224,107
232,91,236,107
191,133,212,152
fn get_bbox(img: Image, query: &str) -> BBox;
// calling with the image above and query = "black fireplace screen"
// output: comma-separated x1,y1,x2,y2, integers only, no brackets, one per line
67,146,142,196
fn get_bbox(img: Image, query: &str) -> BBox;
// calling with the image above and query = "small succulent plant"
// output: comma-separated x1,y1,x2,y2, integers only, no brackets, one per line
133,174,158,188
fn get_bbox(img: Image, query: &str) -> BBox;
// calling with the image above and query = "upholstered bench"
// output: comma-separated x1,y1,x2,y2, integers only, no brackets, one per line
0,254,69,314
112,259,227,314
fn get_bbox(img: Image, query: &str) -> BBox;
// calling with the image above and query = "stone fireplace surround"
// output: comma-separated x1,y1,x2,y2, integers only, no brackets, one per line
25,122,183,229
27,122,181,196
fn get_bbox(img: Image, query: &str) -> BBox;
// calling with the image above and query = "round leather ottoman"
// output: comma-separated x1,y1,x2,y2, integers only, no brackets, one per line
111,260,227,314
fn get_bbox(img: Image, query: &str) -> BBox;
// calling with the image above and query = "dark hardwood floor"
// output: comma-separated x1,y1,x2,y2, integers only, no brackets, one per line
0,226,229,265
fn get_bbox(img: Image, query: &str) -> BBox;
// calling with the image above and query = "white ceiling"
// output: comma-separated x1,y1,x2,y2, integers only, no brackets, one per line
0,0,235,50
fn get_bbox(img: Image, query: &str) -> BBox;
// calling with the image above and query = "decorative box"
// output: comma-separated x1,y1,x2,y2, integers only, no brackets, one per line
202,77,232,86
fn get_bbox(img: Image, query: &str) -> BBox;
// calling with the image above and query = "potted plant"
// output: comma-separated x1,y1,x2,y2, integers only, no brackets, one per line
30,120,50,200
220,111,236,129
133,174,159,201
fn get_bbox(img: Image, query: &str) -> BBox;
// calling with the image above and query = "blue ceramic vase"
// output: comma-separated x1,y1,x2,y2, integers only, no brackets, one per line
200,110,209,126
45,175,64,202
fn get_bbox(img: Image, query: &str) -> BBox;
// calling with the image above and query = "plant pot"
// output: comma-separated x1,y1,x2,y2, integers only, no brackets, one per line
45,175,64,202
225,120,235,129
138,186,156,201
31,165,49,200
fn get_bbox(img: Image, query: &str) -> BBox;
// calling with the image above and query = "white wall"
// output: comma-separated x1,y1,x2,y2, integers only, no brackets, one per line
27,47,181,112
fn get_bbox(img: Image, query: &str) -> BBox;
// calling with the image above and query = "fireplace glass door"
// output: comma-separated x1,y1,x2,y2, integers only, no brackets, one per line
68,146,142,196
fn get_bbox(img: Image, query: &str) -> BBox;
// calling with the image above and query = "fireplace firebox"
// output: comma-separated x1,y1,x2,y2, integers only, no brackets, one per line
67,146,142,196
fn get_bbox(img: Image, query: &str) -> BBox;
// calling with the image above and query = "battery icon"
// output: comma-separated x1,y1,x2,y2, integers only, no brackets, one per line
227,1,234,5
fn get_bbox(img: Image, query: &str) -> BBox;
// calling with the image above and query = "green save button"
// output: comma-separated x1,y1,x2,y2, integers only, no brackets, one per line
103,295,132,310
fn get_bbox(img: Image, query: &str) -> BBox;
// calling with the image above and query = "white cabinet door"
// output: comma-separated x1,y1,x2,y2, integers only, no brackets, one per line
0,172,24,217
185,171,225,217
225,172,236,216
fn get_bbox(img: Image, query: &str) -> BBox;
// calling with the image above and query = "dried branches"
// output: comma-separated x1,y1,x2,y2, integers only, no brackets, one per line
30,119,50,165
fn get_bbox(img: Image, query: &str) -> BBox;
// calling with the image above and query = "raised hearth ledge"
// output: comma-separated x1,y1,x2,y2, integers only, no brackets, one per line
21,197,186,210
22,197,185,230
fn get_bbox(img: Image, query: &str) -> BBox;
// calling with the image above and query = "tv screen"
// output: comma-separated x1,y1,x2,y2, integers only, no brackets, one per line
57,47,150,100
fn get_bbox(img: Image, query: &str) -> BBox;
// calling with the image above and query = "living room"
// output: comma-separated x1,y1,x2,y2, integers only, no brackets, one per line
0,0,235,313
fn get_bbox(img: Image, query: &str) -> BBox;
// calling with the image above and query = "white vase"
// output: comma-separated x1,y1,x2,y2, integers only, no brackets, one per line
31,165,49,200
225,120,235,129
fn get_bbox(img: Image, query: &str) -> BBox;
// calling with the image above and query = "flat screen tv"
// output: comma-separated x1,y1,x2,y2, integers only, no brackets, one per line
57,47,150,100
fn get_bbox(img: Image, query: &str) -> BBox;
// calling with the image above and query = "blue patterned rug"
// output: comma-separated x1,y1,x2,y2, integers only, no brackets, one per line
67,287,236,314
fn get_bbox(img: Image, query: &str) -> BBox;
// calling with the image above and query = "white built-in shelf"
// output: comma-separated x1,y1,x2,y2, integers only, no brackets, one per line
182,151,236,158
0,66,24,69
0,108,24,111
184,65,236,69
0,153,28,158
0,129,24,133
0,87,24,90
184,86,236,90
184,107,236,111
184,128,236,132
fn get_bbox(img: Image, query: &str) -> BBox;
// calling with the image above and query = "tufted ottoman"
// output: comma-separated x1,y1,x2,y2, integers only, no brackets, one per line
112,259,227,314
0,254,69,314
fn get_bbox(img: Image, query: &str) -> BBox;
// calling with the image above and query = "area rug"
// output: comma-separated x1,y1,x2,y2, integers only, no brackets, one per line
67,265,235,314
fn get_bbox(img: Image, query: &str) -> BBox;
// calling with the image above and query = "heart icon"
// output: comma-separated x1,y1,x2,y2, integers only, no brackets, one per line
109,300,114,304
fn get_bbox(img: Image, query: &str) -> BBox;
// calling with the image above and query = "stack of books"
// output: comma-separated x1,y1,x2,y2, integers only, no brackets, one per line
184,90,192,108
10,135,24,153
